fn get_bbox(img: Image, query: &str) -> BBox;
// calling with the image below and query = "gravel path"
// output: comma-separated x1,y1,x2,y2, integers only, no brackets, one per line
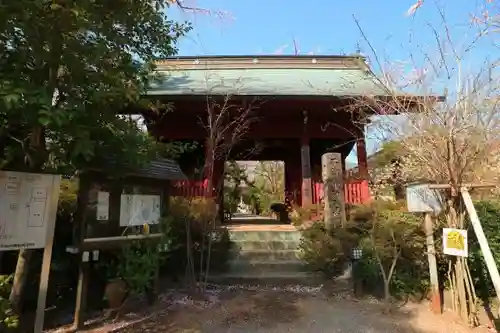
200,291,487,333
83,287,491,333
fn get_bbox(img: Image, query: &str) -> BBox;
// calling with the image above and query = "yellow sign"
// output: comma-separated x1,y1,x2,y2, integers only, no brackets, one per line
443,228,468,257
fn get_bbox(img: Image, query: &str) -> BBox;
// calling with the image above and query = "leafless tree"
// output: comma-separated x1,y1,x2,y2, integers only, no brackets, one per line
253,161,285,201
189,74,262,290
346,3,500,324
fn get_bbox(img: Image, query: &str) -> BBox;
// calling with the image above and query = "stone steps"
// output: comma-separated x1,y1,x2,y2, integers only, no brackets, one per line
230,249,301,261
231,240,301,251
211,271,320,285
227,230,302,242
227,260,306,274
217,224,310,281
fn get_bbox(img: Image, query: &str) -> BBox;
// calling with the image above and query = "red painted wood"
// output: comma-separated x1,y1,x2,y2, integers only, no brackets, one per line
170,179,371,205
311,179,370,205
150,99,362,141
171,179,208,198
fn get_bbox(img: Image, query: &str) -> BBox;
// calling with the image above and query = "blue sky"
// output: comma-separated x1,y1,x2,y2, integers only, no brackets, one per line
168,0,493,164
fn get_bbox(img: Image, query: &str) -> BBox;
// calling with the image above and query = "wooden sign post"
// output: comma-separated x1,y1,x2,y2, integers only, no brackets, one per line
406,184,443,314
0,171,61,333
424,212,442,314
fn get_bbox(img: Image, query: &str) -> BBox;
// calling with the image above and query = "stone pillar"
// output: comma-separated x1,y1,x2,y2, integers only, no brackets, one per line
322,152,347,229
300,137,312,207
357,136,369,179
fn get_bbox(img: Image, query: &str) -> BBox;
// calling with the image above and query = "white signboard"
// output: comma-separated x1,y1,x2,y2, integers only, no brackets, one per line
0,171,61,250
443,228,468,257
119,194,161,226
96,191,109,220
406,184,443,213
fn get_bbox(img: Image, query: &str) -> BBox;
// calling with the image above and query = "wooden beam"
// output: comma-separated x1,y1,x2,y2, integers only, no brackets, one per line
461,188,500,314
426,183,496,189
80,234,163,251
155,117,357,140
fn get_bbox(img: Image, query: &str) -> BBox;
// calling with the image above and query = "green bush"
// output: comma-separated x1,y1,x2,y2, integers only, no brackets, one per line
351,201,428,299
300,200,430,299
299,222,359,277
119,240,163,297
0,275,18,330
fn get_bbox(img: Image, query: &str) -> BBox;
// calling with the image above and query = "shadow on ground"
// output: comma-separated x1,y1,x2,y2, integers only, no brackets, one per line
89,287,485,333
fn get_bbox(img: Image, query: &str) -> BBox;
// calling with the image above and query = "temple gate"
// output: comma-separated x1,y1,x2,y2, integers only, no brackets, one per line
137,55,386,209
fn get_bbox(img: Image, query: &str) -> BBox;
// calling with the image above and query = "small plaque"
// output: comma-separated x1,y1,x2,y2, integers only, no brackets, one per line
443,228,468,257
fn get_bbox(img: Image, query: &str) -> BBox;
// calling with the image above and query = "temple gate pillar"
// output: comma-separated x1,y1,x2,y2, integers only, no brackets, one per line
341,154,347,179
203,139,224,198
300,137,312,207
311,155,322,204
300,110,312,207
203,139,214,197
285,158,301,206
213,159,225,222
357,135,369,179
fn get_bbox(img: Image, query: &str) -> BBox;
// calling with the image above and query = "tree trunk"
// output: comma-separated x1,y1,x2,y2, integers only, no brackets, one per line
383,280,391,303
9,249,34,313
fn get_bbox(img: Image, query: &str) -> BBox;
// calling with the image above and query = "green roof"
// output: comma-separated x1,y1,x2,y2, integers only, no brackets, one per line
147,56,389,97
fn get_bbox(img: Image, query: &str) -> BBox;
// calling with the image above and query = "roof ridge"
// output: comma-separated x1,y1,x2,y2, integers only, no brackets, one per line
154,56,369,71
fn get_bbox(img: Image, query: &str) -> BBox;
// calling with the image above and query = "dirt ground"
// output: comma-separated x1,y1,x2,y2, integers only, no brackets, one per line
67,285,494,333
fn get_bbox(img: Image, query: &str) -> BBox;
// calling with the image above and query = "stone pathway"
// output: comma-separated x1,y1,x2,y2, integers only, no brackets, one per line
76,285,492,333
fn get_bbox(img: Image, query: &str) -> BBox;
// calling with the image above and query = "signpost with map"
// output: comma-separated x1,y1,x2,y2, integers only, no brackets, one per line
0,171,61,333
0,172,61,250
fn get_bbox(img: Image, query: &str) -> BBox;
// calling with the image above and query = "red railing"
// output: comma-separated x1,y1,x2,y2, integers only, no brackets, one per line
312,179,370,205
171,179,371,205
171,179,208,197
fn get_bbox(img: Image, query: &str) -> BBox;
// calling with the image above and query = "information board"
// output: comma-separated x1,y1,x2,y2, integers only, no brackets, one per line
96,191,109,220
0,171,61,250
406,184,443,213
119,194,161,226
